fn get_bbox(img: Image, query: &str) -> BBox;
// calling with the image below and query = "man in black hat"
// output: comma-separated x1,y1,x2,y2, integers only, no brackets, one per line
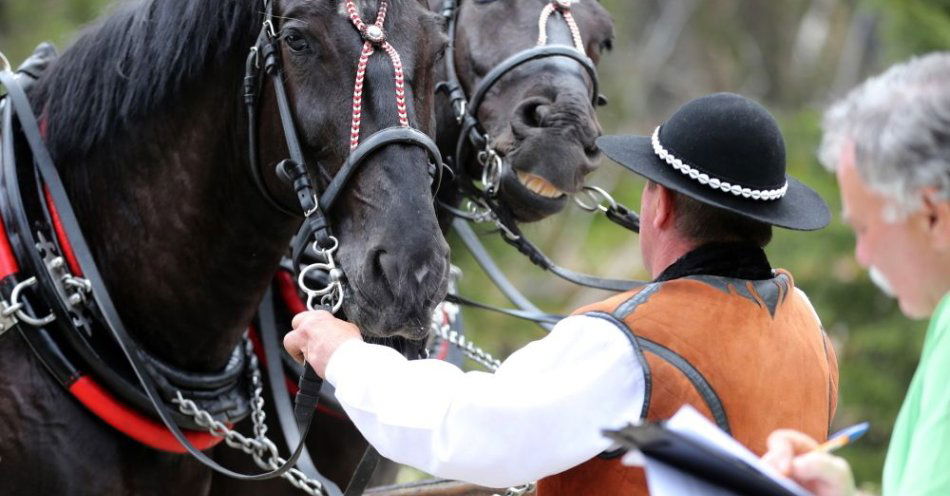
285,92,839,494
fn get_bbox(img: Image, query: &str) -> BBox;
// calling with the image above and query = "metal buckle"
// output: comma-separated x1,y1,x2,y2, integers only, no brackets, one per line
262,19,277,39
453,99,467,124
477,139,504,197
36,233,91,330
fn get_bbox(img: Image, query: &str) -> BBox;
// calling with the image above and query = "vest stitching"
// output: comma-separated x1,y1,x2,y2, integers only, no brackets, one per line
637,337,732,434
614,283,662,319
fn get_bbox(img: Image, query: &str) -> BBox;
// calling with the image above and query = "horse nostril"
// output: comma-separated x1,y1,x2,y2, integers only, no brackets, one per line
517,99,553,128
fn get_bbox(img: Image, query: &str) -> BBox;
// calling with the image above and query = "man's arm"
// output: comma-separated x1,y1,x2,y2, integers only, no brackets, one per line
287,313,645,488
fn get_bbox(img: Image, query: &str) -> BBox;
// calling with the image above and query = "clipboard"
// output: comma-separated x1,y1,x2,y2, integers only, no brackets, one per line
603,423,803,496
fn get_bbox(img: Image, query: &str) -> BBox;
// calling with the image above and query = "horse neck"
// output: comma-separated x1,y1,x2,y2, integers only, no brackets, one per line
60,79,299,372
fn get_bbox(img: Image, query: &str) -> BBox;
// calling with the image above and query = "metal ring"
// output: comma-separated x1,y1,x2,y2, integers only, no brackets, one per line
311,235,339,256
480,150,503,197
8,277,56,327
573,185,618,213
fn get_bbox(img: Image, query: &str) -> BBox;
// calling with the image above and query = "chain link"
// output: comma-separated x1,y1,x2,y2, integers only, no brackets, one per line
173,339,327,496
429,304,501,372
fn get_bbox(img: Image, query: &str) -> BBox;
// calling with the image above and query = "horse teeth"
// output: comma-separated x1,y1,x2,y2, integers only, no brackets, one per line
517,171,565,199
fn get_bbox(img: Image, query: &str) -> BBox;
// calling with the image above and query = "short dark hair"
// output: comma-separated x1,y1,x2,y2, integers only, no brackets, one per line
649,181,773,247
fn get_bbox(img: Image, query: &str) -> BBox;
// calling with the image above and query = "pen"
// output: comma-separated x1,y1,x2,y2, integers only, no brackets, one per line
813,422,870,453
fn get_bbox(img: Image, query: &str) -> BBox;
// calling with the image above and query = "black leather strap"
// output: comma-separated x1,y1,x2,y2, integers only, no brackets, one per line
498,218,646,292
320,127,443,211
343,446,382,496
468,45,599,115
444,294,563,325
258,288,341,494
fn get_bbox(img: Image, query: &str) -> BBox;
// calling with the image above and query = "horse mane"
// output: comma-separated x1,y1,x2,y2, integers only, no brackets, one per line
34,0,260,158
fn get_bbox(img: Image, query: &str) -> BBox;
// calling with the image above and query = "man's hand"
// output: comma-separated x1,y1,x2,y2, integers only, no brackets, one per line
283,310,363,378
762,429,857,496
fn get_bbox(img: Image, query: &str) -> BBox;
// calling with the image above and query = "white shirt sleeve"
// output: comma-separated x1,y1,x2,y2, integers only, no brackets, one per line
324,314,646,488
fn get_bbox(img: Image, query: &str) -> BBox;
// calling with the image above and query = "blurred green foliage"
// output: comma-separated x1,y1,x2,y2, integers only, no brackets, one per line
1,0,946,491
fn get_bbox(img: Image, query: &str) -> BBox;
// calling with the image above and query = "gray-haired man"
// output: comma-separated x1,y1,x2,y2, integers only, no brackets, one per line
763,52,950,495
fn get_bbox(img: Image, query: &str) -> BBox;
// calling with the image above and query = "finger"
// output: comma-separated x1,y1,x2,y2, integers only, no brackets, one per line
291,311,316,329
792,452,849,480
762,451,792,477
283,330,306,364
767,429,819,455
764,430,820,476
291,309,334,329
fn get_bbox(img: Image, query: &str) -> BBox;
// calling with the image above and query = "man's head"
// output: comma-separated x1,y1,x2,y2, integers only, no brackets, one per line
819,52,950,319
639,180,773,277
597,93,828,278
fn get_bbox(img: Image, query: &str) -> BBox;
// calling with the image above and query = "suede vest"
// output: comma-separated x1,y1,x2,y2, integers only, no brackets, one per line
537,270,839,495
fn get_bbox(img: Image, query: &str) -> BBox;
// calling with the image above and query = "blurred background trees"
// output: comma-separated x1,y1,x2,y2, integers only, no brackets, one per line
2,0,947,491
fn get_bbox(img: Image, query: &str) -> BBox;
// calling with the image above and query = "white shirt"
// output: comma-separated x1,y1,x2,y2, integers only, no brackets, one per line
325,315,645,488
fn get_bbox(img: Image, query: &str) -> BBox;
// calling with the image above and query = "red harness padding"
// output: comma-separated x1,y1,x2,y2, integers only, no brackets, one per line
68,376,224,452
0,216,20,279
0,176,226,452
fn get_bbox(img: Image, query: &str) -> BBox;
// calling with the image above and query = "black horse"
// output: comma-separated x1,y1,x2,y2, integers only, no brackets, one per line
0,0,448,494
225,1,617,494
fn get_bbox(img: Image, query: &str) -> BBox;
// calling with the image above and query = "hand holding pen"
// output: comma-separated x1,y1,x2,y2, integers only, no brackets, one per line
761,422,868,496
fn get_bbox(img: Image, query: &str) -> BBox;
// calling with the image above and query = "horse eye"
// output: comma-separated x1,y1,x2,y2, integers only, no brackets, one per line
283,31,310,53
473,0,498,4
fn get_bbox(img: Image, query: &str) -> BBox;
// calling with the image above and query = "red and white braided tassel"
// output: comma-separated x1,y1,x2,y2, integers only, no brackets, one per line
346,0,410,151
537,0,586,53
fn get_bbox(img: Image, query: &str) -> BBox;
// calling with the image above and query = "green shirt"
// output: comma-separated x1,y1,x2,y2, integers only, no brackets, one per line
882,292,950,496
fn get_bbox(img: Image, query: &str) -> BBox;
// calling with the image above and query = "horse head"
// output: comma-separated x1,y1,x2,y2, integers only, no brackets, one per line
261,0,451,341
439,0,614,222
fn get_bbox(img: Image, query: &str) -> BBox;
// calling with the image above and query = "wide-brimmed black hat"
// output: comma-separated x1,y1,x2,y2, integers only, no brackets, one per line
597,93,829,231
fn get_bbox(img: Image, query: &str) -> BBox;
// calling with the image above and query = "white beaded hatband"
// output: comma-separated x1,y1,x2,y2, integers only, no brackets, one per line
651,126,788,201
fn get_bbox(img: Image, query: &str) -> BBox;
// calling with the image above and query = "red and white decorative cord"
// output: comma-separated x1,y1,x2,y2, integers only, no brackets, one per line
346,0,410,151
537,0,586,53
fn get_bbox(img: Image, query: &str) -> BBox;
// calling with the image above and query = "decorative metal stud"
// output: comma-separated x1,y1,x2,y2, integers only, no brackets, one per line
364,25,385,43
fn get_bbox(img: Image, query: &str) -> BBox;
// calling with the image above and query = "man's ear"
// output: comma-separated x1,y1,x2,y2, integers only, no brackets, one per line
922,188,950,251
653,184,676,231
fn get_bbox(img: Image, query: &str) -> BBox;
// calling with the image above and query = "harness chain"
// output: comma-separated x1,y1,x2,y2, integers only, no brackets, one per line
173,339,328,496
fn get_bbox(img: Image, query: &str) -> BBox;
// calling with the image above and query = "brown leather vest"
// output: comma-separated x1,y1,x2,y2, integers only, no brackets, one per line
537,270,839,495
